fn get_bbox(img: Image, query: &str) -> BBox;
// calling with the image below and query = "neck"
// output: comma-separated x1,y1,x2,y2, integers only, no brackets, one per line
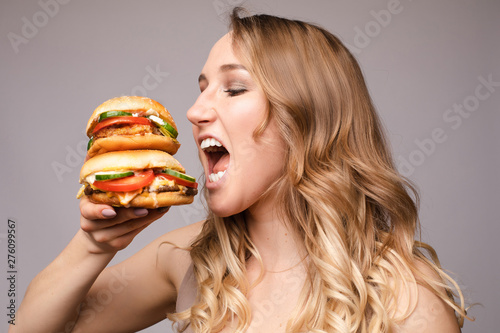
244,196,307,272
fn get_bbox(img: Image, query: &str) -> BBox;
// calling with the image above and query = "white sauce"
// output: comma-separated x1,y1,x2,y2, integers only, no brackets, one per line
148,114,165,126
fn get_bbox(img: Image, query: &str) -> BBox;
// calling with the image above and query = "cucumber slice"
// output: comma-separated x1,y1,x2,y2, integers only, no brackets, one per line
161,169,196,182
161,122,178,139
98,111,132,122
148,115,178,139
87,137,94,151
157,125,178,139
95,171,134,181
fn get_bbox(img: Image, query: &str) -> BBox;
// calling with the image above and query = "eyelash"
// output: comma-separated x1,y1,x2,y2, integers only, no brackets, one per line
224,88,247,97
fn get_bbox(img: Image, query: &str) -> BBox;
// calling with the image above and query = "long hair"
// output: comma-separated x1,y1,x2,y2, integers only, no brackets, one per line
168,8,470,332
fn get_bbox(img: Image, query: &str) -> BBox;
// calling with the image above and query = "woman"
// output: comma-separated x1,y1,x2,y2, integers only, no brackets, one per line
12,9,469,333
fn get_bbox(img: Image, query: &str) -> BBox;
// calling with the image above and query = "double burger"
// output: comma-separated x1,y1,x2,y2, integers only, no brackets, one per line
77,150,198,208
86,96,180,158
77,96,198,208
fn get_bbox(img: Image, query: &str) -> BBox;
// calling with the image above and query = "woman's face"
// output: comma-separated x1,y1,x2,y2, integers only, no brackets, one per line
187,33,286,217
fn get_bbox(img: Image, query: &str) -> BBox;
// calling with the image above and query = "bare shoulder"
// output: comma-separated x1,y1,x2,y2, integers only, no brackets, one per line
158,220,205,248
154,220,205,290
392,260,461,333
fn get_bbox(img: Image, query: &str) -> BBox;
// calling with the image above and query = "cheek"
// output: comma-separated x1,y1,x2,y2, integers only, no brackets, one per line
257,142,286,182
242,125,286,189
225,93,268,129
260,127,287,181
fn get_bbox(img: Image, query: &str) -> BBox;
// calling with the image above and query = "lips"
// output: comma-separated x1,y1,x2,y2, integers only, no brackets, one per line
200,137,229,183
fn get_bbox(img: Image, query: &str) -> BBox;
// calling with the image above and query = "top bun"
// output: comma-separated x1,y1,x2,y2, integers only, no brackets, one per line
86,96,178,136
80,150,185,183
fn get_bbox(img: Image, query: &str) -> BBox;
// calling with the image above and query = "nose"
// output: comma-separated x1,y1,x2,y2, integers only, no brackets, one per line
187,92,216,126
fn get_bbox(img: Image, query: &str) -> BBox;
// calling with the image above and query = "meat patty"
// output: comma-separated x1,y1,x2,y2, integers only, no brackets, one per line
152,184,179,193
84,183,197,196
181,186,198,196
93,123,162,139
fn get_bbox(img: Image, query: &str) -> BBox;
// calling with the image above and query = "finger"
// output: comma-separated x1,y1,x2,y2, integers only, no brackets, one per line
120,219,154,241
105,220,155,251
90,213,161,244
81,206,147,232
80,196,116,220
110,207,170,228
82,205,168,233
157,206,171,214
93,205,170,226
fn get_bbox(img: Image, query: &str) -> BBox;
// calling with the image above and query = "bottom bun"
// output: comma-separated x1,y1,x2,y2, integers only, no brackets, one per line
86,191,194,208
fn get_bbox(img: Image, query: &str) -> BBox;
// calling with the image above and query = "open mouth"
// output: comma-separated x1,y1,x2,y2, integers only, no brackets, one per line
200,138,229,183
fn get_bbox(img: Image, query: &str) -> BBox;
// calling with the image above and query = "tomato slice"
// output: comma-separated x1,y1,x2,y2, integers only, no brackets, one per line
93,116,152,134
158,173,198,189
93,170,155,192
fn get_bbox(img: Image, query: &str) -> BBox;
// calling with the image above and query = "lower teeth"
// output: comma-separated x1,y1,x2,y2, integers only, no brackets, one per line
209,170,226,182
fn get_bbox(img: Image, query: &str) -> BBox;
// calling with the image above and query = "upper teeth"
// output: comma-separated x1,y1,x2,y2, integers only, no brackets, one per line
200,138,223,150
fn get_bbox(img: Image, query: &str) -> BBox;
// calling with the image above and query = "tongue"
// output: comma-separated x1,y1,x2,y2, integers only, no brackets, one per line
213,153,230,173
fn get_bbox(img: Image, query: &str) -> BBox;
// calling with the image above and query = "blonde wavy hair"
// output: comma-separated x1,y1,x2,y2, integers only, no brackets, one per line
168,8,470,332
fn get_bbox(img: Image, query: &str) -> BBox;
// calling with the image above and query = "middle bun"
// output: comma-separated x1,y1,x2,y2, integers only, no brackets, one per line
80,149,184,182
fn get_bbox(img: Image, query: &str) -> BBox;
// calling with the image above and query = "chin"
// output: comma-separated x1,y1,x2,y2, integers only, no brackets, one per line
208,205,237,218
207,197,244,218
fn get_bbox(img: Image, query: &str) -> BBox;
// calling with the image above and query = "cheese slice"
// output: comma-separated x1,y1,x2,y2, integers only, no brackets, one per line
110,189,143,206
148,177,176,192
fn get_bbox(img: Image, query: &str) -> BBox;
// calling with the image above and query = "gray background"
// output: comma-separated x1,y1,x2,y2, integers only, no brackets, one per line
1,0,498,332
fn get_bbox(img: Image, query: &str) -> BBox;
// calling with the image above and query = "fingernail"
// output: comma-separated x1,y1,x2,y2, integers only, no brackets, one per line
158,206,170,213
101,209,116,218
134,208,149,217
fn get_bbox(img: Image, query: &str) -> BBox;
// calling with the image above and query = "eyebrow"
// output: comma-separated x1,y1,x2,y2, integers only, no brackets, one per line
220,63,247,72
198,63,248,83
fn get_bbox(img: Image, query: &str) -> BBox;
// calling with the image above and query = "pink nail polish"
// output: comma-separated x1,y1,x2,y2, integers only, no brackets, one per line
102,209,116,218
134,208,148,217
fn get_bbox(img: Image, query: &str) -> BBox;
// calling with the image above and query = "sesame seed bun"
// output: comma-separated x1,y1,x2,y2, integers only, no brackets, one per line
86,96,178,135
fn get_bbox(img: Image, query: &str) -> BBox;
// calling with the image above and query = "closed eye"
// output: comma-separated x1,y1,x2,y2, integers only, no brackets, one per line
224,88,247,97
